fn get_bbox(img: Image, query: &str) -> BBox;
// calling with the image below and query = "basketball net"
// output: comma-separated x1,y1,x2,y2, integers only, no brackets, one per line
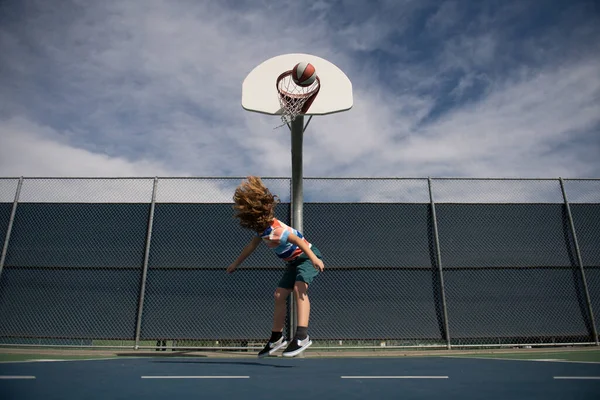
275,71,320,129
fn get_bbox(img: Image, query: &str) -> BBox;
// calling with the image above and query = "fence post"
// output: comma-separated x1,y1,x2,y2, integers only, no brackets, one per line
428,177,451,349
0,177,23,281
287,176,296,343
559,177,598,345
134,177,159,350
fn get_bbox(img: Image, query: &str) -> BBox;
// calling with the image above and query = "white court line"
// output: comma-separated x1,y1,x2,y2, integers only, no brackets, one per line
443,356,600,365
341,376,448,379
0,357,138,364
0,376,36,379
554,376,600,380
142,376,250,379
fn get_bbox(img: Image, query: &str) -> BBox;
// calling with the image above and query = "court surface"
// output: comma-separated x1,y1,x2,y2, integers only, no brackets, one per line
1,352,600,399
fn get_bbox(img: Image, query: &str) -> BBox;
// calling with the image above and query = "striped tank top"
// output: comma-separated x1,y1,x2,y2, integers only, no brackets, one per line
258,218,311,262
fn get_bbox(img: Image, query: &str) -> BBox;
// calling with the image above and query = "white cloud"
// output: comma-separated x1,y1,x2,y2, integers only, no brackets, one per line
0,0,598,182
442,33,497,71
393,59,600,177
0,118,176,177
301,54,600,179
426,0,460,33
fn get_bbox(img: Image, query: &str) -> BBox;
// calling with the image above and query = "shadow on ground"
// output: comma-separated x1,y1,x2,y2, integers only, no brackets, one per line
153,360,294,368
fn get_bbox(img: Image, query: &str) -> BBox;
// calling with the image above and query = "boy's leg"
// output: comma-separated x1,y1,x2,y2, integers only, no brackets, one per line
272,287,292,332
294,282,310,329
272,265,296,333
281,282,313,357
282,248,322,357
293,246,322,332
258,270,294,358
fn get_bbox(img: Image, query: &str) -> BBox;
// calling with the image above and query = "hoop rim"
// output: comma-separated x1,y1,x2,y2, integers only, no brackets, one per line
276,70,320,98
276,70,321,117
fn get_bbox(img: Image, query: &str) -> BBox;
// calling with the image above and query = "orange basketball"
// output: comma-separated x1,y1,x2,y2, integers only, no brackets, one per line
292,62,317,87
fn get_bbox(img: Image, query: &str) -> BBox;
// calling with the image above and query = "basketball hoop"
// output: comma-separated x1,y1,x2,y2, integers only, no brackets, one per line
275,71,320,129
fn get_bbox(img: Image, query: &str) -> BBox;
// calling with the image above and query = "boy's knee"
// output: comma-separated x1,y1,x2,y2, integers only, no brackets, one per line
294,281,308,294
274,288,290,302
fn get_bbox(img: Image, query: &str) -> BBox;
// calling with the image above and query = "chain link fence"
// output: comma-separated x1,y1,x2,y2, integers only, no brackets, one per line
0,177,598,350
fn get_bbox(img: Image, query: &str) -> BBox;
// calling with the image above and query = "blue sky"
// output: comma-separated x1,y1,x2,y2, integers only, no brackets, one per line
0,0,599,179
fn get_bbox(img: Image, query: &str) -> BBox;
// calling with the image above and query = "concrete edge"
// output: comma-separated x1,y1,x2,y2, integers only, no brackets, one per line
0,346,598,359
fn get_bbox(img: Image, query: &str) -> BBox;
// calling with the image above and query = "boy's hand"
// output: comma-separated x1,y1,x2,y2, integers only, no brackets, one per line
312,258,324,272
286,233,324,272
226,263,238,274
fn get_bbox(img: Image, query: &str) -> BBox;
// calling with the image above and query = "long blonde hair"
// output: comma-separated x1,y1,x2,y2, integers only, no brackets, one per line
233,176,279,232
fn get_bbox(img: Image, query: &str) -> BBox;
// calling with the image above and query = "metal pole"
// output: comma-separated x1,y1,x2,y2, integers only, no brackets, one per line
559,177,598,345
291,116,304,233
289,116,304,344
134,177,158,350
428,178,451,349
0,177,23,281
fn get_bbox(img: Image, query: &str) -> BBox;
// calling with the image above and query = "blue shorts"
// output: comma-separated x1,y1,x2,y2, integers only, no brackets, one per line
277,246,322,289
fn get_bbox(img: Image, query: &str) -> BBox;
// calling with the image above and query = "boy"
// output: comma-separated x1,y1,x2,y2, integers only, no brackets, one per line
227,176,324,357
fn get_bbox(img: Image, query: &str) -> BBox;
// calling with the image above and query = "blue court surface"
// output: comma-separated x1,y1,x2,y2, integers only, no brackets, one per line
1,356,599,399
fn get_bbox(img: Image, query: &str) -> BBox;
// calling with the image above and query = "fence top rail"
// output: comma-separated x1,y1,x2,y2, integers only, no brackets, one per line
0,176,599,180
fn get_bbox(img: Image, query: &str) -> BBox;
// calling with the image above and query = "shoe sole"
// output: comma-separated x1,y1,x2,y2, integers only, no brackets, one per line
257,340,288,358
282,340,312,357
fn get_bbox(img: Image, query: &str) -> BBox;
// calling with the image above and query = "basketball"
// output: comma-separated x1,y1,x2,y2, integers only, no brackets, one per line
292,62,317,87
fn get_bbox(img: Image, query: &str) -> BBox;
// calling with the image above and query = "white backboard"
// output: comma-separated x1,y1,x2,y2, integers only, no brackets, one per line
242,53,353,116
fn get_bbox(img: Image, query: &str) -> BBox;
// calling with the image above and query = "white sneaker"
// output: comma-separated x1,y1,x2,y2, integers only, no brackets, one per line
258,336,288,358
282,336,312,357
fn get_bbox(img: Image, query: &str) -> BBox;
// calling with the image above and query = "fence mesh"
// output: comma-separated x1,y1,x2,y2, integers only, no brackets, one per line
0,179,19,252
430,178,564,203
444,268,591,345
435,203,575,268
432,179,593,345
301,179,444,345
569,201,600,340
563,179,600,204
0,179,150,343
0,179,19,203
0,177,598,349
0,204,11,254
17,178,155,203
0,268,141,340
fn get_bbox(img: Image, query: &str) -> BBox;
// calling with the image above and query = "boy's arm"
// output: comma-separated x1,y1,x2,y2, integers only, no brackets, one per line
227,236,261,273
287,233,325,271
